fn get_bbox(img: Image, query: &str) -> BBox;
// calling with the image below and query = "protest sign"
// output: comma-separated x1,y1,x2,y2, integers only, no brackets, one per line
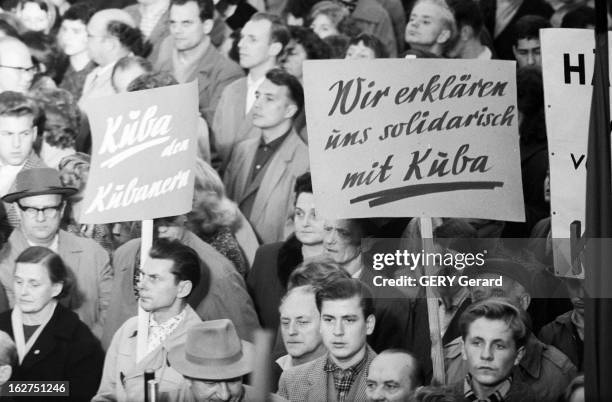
79,81,199,224
302,59,524,221
541,28,612,278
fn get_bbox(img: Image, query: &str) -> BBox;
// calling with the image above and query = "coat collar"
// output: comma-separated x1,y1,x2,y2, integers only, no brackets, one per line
519,332,543,379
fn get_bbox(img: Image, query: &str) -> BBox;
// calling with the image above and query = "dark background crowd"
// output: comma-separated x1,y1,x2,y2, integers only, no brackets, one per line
0,0,600,400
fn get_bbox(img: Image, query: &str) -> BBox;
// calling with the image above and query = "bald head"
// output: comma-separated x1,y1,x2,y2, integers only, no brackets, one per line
0,37,35,93
366,350,420,402
89,8,135,30
87,9,135,66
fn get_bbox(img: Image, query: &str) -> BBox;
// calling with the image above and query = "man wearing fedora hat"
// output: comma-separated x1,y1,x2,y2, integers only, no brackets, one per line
0,92,46,239
0,168,113,338
168,319,287,402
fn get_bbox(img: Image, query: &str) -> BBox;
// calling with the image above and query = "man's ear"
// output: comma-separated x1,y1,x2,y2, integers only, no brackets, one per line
0,365,12,384
203,19,214,35
436,28,451,44
268,42,282,58
514,346,525,365
519,293,531,311
284,103,298,119
365,314,375,335
177,280,193,299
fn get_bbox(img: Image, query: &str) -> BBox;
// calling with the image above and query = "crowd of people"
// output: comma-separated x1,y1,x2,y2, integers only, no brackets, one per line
0,0,598,400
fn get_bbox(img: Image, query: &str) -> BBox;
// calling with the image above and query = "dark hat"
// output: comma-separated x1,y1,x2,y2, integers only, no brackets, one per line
2,168,78,203
466,258,533,294
167,319,254,380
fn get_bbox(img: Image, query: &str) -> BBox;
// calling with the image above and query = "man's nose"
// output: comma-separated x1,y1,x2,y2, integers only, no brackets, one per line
288,320,298,335
216,382,230,401
480,345,493,361
333,319,344,335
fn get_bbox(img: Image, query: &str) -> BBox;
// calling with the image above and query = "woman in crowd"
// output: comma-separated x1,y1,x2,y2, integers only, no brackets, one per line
308,0,360,39
247,172,325,332
188,159,248,277
0,247,104,400
345,32,388,59
15,0,57,34
57,3,96,100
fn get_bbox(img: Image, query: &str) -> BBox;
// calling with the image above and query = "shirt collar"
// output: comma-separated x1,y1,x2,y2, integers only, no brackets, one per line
149,308,186,329
324,347,369,375
247,74,266,90
464,373,512,401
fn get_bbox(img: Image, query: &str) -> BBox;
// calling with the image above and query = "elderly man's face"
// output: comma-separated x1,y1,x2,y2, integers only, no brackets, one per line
366,353,416,402
0,115,36,166
461,317,524,389
0,42,35,93
323,219,362,266
17,194,63,245
279,287,323,360
188,377,243,401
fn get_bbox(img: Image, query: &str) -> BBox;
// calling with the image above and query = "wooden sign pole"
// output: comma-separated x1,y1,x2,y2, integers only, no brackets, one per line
136,219,154,363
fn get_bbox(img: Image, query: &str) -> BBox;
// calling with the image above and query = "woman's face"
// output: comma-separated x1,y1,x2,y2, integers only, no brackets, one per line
310,14,338,39
345,41,376,60
283,41,308,80
18,2,52,33
14,262,62,314
294,192,324,246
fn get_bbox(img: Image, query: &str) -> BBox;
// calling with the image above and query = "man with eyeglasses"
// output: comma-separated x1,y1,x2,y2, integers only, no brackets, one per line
0,92,46,239
0,168,113,339
0,37,36,94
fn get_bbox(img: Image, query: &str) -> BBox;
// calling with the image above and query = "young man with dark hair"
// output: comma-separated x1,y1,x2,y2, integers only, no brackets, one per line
511,14,550,69
155,0,244,125
213,12,290,165
279,278,376,402
224,67,309,244
447,0,492,59
95,238,203,401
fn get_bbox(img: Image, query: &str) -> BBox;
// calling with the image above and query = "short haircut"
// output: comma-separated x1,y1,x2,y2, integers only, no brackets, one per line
288,256,350,290
379,348,423,387
15,246,74,299
0,331,16,368
265,67,304,117
447,0,483,33
106,21,152,58
280,283,316,308
347,33,387,58
112,55,153,84
0,91,39,120
294,171,312,198
315,277,375,319
127,71,178,92
324,34,350,59
249,12,290,50
459,298,528,349
288,25,331,60
170,0,214,21
412,0,457,53
61,2,96,24
149,238,201,294
512,15,550,45
561,6,596,29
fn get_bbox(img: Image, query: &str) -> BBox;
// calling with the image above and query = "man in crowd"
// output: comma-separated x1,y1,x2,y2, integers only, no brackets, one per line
0,92,45,236
156,0,244,125
448,298,534,400
512,15,551,69
448,0,492,59
0,168,113,337
102,214,260,348
81,8,137,102
94,239,202,401
277,285,327,370
213,12,289,165
0,37,35,94
404,0,456,57
444,258,577,402
279,278,376,402
169,319,287,401
224,68,309,244
365,349,421,402
124,0,171,64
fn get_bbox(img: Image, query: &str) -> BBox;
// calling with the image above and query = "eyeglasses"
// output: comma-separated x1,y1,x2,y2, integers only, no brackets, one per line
0,64,37,74
16,203,63,219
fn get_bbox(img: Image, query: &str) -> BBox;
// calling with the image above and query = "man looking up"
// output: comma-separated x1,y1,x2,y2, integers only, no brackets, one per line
365,349,421,402
94,239,202,401
279,278,376,402
155,0,244,125
0,37,35,94
404,0,457,57
224,68,309,244
213,12,289,166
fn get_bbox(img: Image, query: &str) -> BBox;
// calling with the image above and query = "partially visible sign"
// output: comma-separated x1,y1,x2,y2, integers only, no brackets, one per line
80,81,198,224
541,28,612,277
303,59,524,221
